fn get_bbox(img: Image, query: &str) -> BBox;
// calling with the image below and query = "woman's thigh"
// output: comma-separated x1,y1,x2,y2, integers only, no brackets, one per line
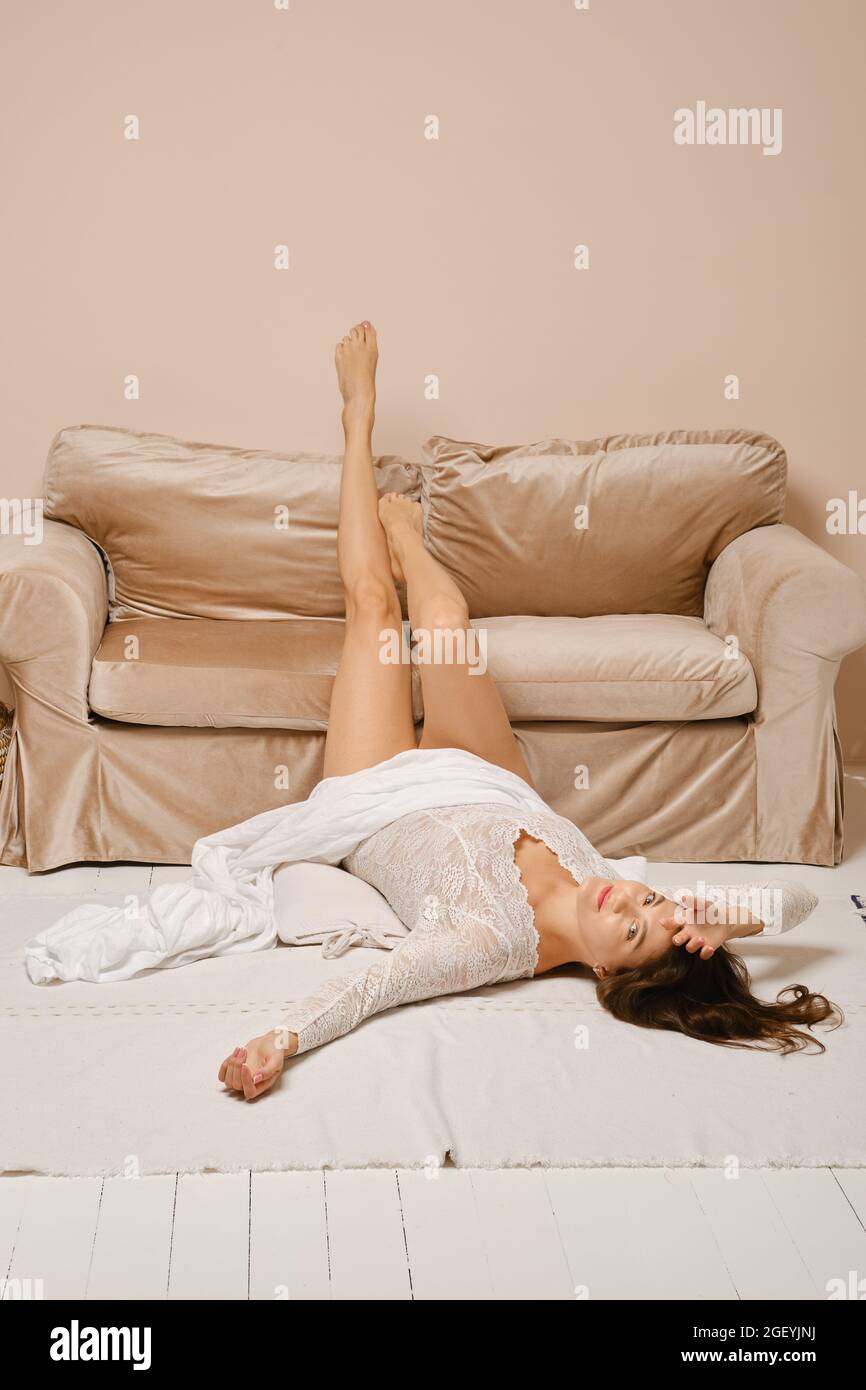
323,606,417,780
416,625,534,786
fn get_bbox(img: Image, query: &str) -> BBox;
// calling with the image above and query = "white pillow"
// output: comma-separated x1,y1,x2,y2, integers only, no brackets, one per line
273,861,408,957
606,855,648,882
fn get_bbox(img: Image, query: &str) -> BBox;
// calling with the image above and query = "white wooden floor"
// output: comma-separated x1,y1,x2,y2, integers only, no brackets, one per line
3,1165,866,1301
2,768,865,1302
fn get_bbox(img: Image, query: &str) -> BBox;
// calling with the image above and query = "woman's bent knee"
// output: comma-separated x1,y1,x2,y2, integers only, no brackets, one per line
344,580,402,627
414,596,470,634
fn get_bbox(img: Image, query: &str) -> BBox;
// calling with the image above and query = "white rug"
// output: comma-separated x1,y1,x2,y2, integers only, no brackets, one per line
1,892,864,1175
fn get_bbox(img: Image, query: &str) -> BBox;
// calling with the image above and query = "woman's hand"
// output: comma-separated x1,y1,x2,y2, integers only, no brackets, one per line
218,1029,295,1101
663,892,762,960
665,911,729,959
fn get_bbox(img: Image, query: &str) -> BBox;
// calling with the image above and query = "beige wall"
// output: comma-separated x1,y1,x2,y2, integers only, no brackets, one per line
1,0,864,754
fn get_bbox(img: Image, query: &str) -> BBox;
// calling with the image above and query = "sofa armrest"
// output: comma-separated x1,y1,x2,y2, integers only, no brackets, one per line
705,523,866,674
0,519,108,719
704,523,866,863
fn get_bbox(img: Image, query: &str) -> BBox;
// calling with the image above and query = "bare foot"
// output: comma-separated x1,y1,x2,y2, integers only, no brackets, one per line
335,321,378,428
378,492,423,584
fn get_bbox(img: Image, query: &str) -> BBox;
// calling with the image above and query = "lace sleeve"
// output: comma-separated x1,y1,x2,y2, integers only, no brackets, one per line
655,879,818,936
280,895,513,1055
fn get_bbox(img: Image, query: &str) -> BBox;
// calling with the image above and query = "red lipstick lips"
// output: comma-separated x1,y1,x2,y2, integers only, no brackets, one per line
597,884,611,911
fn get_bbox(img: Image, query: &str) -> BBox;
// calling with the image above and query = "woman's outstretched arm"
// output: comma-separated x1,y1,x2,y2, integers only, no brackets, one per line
218,900,515,1100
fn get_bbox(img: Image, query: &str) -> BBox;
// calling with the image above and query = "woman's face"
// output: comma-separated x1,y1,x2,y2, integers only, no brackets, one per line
577,876,678,977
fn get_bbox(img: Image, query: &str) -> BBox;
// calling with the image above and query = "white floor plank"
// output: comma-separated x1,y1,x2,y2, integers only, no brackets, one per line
398,1166,493,1300
545,1168,737,1301
0,866,30,895
834,1168,866,1233
470,1169,574,1300
0,1178,29,1289
87,1175,176,1300
149,865,192,886
688,1168,814,1299
324,1170,411,1300
249,1171,329,1300
762,1168,866,1298
168,1173,249,1301
0,865,101,896
94,865,154,893
6,1176,101,1300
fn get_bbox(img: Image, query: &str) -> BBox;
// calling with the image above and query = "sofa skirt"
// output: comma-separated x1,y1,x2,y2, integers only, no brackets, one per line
0,710,845,871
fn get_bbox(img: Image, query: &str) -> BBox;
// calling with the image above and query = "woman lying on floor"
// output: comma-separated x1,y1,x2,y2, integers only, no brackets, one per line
218,322,841,1100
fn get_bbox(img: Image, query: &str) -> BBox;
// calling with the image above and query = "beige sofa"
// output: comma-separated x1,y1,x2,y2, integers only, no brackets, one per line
2,424,865,872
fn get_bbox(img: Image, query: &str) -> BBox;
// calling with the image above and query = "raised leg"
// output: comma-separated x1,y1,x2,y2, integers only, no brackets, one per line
323,323,417,780
379,495,535,786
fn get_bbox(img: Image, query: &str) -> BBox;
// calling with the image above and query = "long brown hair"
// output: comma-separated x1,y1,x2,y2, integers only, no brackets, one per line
595,942,843,1055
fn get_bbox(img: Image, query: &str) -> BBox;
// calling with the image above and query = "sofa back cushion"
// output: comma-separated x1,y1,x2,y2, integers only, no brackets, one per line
44,425,420,620
421,430,786,618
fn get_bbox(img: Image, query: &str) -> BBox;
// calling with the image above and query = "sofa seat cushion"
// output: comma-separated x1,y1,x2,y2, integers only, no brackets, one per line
89,617,425,730
89,613,756,730
471,614,757,721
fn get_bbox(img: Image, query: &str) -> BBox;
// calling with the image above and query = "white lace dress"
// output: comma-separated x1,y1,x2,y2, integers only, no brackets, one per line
282,802,817,1056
